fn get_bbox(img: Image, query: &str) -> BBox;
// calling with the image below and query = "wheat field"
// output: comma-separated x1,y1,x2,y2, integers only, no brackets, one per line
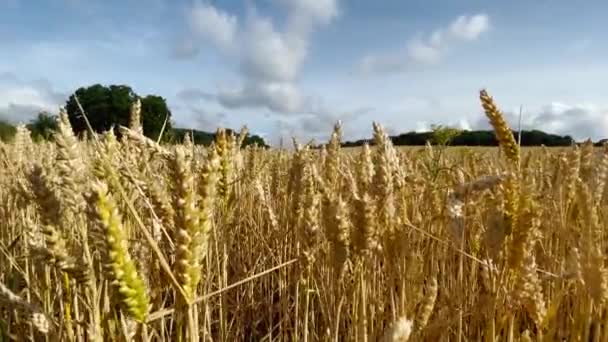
0,90,606,341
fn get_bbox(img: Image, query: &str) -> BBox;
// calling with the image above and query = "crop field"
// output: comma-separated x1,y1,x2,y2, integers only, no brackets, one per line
0,90,607,341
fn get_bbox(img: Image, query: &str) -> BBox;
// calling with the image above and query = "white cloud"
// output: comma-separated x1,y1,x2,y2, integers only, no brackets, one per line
239,16,304,83
360,13,490,73
188,107,228,132
0,73,66,123
278,0,339,25
528,103,608,141
470,102,608,141
411,118,471,134
448,14,490,41
187,1,238,51
415,121,431,133
268,104,374,146
177,0,339,117
217,81,305,113
406,39,443,64
457,118,472,131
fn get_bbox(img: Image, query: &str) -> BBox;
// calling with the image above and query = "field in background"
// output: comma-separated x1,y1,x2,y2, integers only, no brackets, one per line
1,91,608,341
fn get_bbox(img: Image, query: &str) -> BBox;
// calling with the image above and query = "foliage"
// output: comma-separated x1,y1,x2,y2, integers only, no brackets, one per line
65,84,172,141
27,112,59,142
342,129,576,147
596,139,608,147
140,95,173,142
172,128,269,147
0,120,16,142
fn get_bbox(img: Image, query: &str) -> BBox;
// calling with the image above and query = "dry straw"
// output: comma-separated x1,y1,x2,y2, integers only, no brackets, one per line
1,90,606,340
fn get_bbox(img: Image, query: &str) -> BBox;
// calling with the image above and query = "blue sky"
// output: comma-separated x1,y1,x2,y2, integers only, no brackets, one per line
1,0,607,144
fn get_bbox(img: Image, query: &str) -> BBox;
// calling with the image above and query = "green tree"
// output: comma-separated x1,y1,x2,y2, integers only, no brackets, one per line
141,95,172,142
171,128,268,147
0,120,16,142
27,111,59,141
64,84,171,140
243,134,268,148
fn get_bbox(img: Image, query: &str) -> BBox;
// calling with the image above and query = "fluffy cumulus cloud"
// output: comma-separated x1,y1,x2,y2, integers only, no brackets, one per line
470,102,608,141
449,14,490,41
176,0,339,117
239,15,310,84
361,13,490,73
187,2,238,51
0,73,66,123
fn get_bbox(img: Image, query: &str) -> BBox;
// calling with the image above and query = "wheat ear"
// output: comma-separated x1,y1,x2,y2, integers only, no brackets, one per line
87,180,150,323
479,89,520,166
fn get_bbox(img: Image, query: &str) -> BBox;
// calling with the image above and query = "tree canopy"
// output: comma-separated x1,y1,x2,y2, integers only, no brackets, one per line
27,112,58,141
65,84,173,141
596,139,608,147
140,95,172,141
172,128,269,148
0,120,16,142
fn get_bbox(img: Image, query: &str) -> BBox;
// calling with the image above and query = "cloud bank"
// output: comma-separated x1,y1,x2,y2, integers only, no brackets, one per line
0,73,66,123
470,102,608,141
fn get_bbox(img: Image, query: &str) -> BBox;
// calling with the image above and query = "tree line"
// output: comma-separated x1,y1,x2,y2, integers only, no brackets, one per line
0,84,605,147
0,84,268,147
341,129,604,147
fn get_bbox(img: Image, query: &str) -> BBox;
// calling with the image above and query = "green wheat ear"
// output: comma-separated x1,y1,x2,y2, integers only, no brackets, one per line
87,180,150,323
